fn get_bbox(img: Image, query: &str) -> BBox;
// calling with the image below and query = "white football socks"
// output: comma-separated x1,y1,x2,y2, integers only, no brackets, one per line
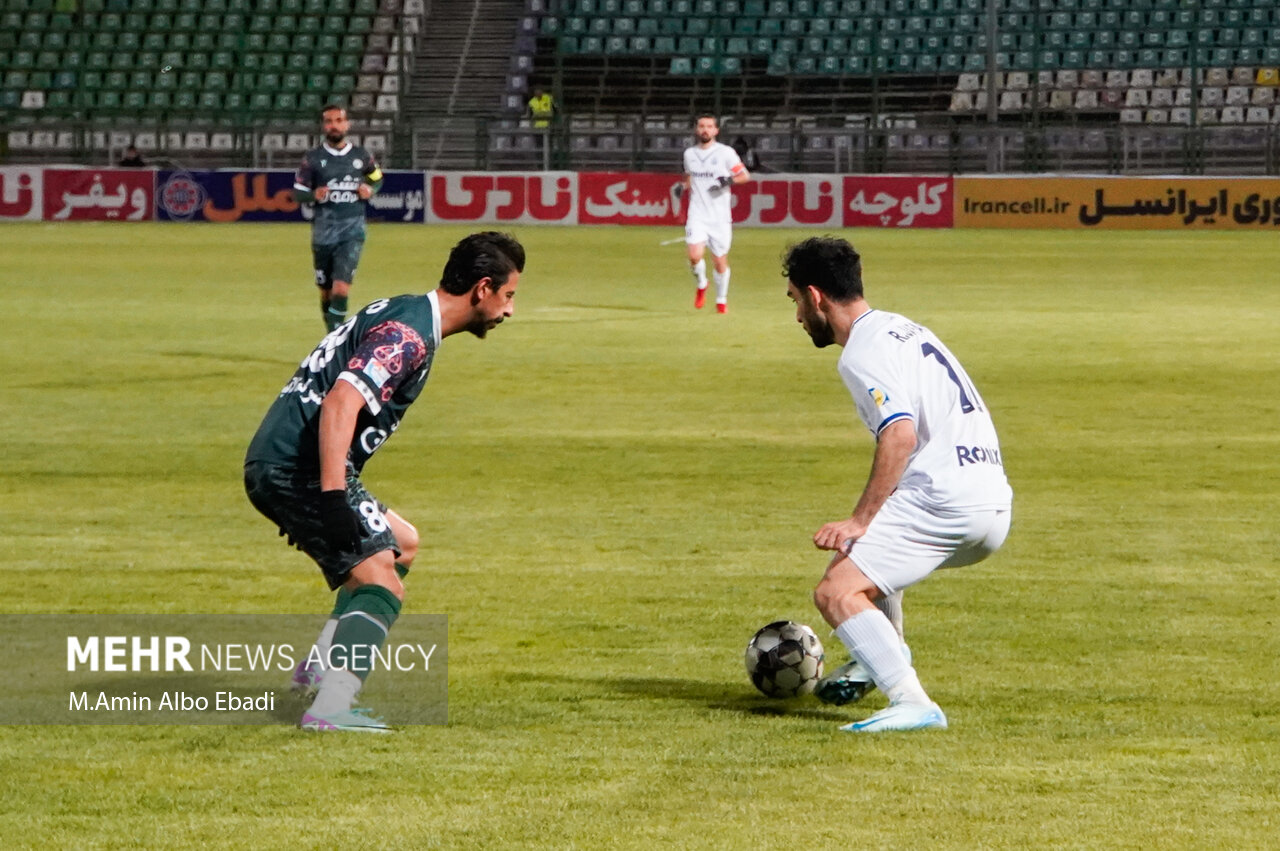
713,267,730,304
834,609,931,706
308,669,361,716
874,591,904,642
690,258,707,288
311,618,338,670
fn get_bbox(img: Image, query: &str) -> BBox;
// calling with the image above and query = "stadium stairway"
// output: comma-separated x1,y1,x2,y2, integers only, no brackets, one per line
401,0,526,167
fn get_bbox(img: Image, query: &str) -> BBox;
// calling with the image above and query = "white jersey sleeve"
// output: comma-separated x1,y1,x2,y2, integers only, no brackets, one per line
838,310,1013,511
683,142,744,225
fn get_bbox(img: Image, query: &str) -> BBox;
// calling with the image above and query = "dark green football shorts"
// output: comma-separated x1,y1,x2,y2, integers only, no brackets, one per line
244,461,400,590
312,237,365,289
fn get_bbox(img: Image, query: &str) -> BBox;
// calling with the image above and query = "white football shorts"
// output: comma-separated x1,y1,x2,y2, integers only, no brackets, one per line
843,489,1011,597
685,218,733,257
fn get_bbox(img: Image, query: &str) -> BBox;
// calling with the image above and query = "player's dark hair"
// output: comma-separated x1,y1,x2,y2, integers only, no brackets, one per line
782,237,863,303
695,113,719,127
320,103,346,118
440,232,526,295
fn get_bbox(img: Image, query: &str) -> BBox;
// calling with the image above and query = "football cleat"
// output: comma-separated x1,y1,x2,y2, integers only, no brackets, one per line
716,302,728,314
289,659,323,698
814,643,911,706
839,701,947,733
814,660,875,706
299,706,392,733
694,287,707,309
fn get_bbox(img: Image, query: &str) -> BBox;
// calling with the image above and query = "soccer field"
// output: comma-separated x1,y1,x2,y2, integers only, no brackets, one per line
2,221,1278,848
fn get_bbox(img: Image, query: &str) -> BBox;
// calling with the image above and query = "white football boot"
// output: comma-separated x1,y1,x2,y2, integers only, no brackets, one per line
839,701,947,733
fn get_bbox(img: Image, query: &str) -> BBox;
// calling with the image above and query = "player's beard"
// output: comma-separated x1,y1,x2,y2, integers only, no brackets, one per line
803,311,835,348
697,131,714,144
325,129,346,145
467,316,503,338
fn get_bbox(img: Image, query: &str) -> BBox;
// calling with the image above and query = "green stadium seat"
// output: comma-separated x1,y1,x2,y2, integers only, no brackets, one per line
147,91,170,110
45,90,73,110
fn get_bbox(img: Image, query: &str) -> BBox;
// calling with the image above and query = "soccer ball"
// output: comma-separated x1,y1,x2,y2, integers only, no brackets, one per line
744,620,825,698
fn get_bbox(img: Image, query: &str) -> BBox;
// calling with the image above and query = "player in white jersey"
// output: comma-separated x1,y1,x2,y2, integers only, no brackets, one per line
677,114,750,313
782,236,1012,733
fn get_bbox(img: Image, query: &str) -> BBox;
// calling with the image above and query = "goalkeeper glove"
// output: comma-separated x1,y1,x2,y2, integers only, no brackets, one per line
318,489,363,552
716,175,734,189
673,183,685,199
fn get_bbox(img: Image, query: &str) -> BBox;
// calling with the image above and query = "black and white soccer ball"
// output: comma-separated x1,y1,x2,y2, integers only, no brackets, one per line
744,620,825,698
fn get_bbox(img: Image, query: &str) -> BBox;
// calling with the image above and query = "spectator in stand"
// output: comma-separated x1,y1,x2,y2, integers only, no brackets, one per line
118,145,146,167
731,136,764,172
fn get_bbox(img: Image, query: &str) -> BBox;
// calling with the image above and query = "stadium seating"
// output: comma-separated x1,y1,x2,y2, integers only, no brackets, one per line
0,0,412,126
533,0,1280,122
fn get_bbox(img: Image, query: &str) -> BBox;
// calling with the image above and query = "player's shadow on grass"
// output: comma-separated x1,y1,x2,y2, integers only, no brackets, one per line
519,672,849,720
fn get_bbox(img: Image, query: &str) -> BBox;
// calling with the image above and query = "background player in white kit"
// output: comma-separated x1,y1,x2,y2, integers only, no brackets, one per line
676,114,750,313
783,236,1013,733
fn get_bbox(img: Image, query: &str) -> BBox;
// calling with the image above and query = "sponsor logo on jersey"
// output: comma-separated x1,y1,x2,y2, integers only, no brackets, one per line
955,445,1003,467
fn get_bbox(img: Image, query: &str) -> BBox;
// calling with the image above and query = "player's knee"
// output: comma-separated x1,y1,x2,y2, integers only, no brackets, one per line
813,575,867,620
396,521,420,567
813,577,841,617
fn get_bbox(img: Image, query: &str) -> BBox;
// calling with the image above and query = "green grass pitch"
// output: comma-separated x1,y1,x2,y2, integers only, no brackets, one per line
2,221,1278,848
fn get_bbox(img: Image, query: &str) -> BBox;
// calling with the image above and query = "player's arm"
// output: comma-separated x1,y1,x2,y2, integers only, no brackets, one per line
318,380,365,492
730,161,750,185
674,173,691,199
315,378,367,549
813,419,916,551
293,154,324,203
358,154,384,200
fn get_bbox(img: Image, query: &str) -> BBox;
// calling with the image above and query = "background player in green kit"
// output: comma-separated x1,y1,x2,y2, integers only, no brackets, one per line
293,104,384,330
244,232,525,732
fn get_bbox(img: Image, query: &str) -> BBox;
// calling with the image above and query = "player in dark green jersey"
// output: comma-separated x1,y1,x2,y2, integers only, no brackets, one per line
245,232,525,732
293,104,385,331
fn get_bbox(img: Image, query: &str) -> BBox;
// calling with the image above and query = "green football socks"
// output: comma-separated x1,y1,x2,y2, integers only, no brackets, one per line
328,584,401,682
323,294,349,331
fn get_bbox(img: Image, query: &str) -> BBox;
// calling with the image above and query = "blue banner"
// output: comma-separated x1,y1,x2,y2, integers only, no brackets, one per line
155,169,424,223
